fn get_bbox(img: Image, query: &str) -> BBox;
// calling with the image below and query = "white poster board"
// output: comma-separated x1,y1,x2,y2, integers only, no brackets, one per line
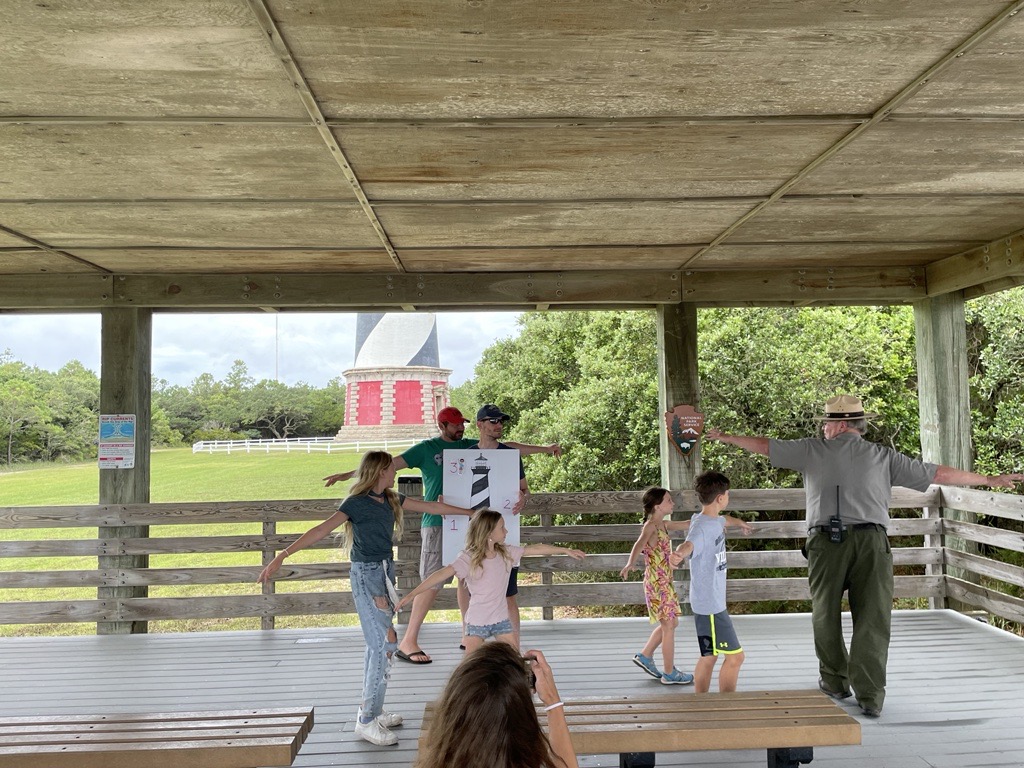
441,448,521,564
98,413,136,469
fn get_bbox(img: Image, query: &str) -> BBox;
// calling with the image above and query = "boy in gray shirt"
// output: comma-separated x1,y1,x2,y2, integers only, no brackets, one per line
673,471,750,693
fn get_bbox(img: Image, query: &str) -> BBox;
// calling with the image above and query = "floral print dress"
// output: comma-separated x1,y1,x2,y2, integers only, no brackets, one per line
643,526,680,622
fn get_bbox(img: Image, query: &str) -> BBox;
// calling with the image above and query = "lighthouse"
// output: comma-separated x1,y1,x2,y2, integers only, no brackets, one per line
335,313,453,441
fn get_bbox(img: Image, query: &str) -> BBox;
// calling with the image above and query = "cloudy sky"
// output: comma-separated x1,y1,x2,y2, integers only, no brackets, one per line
0,311,524,387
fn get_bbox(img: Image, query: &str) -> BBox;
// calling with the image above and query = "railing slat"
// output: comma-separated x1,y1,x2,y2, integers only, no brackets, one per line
0,486,1018,630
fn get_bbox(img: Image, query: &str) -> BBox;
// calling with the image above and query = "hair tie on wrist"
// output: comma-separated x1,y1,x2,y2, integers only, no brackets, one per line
544,701,564,712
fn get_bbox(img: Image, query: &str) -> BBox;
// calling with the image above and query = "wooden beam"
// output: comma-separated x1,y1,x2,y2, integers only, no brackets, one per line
926,229,1024,297
0,268,936,309
680,267,926,304
0,271,681,308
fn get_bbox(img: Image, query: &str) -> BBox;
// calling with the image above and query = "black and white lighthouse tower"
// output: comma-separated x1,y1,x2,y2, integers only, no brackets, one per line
335,313,453,441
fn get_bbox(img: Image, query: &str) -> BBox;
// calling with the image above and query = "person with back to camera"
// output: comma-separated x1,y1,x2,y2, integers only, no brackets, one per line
416,642,579,768
672,471,750,693
257,450,473,747
707,394,1024,717
621,485,752,685
396,509,585,653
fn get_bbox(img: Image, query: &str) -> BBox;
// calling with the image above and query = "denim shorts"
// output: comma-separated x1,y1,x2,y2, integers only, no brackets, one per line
466,618,514,639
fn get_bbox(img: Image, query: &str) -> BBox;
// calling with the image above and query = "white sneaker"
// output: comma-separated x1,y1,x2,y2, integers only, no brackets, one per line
355,717,398,746
377,711,403,728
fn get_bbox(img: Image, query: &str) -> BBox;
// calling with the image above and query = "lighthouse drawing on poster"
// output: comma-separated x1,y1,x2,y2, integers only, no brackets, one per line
441,449,521,564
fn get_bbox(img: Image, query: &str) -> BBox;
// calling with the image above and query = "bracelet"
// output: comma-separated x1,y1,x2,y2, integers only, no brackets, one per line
544,701,564,712
282,547,291,558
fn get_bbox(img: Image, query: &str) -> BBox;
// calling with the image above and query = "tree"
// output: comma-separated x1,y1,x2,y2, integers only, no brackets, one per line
459,306,928,493
0,377,49,465
246,380,315,439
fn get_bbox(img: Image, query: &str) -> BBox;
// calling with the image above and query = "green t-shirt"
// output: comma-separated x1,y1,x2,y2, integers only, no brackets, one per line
400,436,476,526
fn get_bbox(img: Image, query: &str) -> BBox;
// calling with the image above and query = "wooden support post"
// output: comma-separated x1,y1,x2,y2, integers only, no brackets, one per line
262,520,276,630
656,303,700,491
541,508,554,621
98,308,152,635
657,303,699,618
396,476,423,625
914,292,975,610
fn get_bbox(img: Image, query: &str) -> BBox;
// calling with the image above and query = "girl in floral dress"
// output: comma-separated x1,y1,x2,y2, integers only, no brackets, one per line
619,487,695,684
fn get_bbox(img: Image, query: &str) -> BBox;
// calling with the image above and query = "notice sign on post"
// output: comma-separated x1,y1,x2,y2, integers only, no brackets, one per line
98,414,136,469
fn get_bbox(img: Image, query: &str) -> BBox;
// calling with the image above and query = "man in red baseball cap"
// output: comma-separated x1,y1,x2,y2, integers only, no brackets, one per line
325,405,560,663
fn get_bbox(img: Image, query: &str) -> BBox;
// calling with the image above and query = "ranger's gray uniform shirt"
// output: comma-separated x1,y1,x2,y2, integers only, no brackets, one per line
769,432,938,529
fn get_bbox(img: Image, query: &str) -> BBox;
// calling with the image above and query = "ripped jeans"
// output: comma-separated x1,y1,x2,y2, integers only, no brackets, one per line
350,559,398,720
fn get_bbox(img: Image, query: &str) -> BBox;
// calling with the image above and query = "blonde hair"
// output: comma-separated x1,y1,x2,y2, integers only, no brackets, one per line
340,450,404,559
464,509,511,572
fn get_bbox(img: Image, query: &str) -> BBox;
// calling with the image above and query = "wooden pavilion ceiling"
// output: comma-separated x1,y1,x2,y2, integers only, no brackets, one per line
1,0,1023,311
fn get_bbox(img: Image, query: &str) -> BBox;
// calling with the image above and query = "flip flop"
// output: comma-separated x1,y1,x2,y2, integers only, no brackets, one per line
395,649,432,664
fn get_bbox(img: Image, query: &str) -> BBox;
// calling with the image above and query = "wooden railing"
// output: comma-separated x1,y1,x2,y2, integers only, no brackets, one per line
1,486,1021,630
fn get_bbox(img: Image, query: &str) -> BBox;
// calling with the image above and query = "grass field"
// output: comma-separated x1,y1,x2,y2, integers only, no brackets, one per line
0,447,471,637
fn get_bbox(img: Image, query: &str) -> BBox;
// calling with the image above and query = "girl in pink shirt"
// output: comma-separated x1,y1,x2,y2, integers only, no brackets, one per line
396,509,585,652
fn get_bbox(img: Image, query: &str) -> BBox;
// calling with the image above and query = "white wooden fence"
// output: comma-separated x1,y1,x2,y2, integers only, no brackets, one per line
191,436,420,455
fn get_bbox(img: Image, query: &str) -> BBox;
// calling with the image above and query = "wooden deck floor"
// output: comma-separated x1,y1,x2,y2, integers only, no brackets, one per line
2,609,1022,767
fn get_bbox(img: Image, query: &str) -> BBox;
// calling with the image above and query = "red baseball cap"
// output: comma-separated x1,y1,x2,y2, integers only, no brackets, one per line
437,406,469,424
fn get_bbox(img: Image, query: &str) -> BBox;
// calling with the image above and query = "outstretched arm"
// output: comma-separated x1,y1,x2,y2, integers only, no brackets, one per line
395,564,456,612
705,429,770,456
506,441,562,458
524,543,586,559
670,540,694,568
258,510,349,583
619,520,656,579
933,466,1024,488
404,498,474,516
723,515,754,534
323,470,355,487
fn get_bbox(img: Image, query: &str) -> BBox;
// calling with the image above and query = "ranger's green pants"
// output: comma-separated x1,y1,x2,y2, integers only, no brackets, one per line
806,525,892,711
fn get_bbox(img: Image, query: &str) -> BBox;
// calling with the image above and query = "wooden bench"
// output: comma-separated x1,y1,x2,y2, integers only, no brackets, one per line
423,690,859,768
0,708,314,768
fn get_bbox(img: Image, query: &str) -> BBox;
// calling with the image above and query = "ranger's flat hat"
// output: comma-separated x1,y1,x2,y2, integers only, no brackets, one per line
819,394,877,421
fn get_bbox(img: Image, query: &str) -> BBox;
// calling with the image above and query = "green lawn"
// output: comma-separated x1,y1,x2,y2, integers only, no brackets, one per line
0,446,367,505
0,447,471,637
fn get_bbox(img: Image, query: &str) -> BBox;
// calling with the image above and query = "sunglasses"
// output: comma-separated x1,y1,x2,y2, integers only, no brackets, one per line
482,417,506,424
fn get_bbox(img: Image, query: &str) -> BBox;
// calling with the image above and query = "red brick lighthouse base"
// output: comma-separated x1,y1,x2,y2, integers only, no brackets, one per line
335,313,452,442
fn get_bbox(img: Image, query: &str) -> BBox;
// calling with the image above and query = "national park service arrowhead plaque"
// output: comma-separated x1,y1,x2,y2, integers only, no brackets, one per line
665,405,705,456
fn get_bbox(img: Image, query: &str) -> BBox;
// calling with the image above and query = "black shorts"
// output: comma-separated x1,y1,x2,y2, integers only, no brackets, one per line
694,611,742,657
506,566,519,597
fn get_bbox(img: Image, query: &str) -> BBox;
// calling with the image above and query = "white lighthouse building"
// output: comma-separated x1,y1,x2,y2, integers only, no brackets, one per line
335,313,452,441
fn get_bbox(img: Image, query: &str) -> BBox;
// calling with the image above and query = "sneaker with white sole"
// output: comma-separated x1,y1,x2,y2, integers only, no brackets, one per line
632,652,662,679
376,711,403,728
355,717,398,746
661,668,695,685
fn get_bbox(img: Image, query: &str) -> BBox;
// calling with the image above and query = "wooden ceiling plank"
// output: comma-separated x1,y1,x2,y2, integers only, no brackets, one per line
243,0,404,272
926,229,1024,297
0,224,108,274
681,0,1024,269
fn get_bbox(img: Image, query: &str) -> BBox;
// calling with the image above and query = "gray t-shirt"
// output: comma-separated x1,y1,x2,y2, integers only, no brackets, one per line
686,512,728,615
769,432,938,529
339,491,406,562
